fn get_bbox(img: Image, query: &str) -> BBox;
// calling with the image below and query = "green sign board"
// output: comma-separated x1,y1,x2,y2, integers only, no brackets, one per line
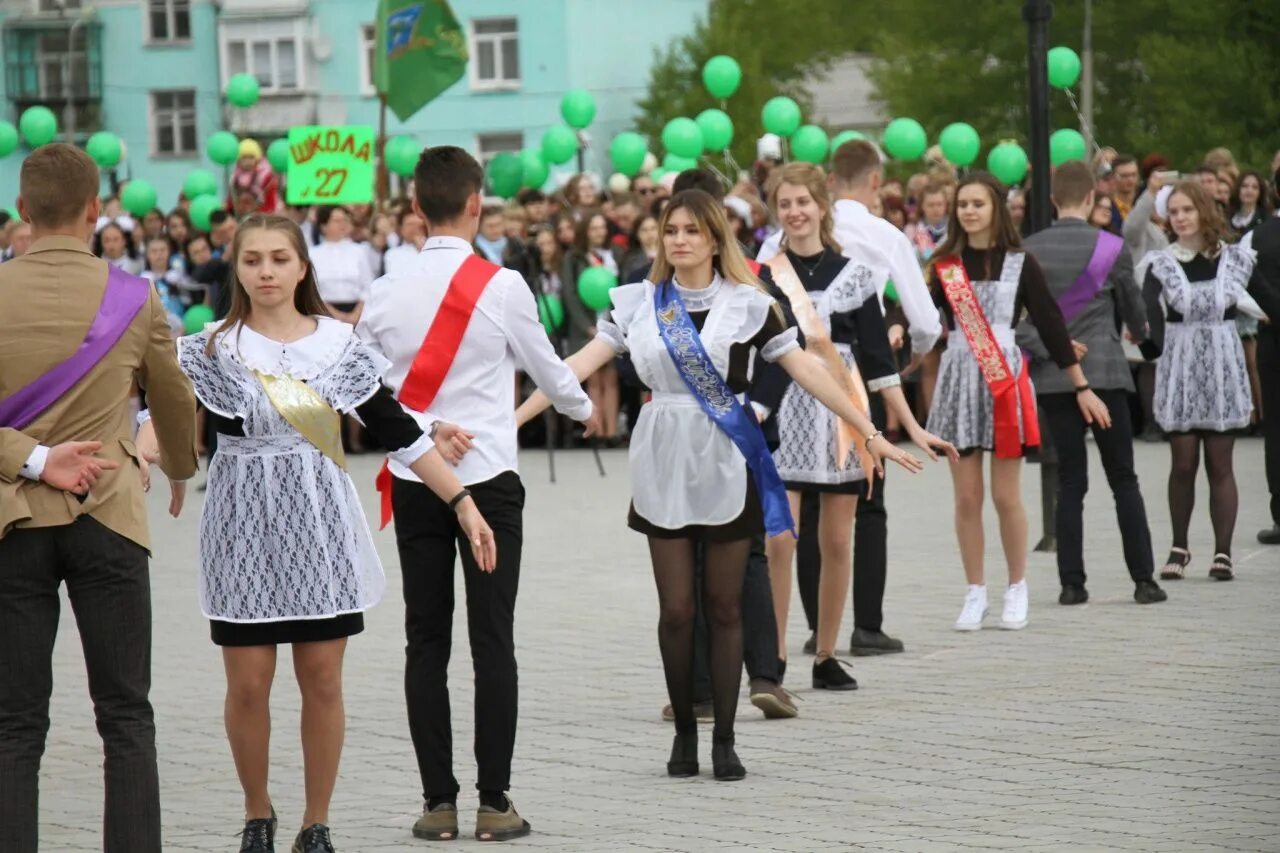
286,125,376,205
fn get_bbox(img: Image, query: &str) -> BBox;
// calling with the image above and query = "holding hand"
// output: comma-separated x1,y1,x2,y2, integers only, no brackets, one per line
1072,339,1089,361
432,422,475,465
887,324,905,351
582,408,603,438
42,441,120,495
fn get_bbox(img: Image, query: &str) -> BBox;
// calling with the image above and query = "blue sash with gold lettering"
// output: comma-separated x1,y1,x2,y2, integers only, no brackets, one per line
654,281,794,537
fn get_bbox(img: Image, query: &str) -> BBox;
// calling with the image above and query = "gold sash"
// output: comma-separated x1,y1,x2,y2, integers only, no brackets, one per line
764,252,874,483
255,371,348,471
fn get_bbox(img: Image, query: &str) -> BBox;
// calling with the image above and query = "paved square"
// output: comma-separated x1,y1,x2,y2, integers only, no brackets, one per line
37,439,1279,851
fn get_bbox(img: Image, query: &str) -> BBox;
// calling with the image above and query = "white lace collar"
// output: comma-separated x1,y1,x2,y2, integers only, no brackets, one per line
216,316,352,380
1170,241,1221,263
672,272,723,311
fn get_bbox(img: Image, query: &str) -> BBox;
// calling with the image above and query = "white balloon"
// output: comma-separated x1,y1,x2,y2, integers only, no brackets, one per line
607,173,631,194
642,152,658,174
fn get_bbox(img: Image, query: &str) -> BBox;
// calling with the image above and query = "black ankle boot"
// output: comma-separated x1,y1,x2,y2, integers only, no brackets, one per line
712,734,746,781
666,730,698,777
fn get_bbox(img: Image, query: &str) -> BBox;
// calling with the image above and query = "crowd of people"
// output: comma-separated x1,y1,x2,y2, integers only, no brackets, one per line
1,128,1278,853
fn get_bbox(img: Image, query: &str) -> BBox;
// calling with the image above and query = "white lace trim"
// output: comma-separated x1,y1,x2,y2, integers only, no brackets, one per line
866,373,902,391
671,273,723,311
760,326,800,362
827,260,878,314
216,316,357,380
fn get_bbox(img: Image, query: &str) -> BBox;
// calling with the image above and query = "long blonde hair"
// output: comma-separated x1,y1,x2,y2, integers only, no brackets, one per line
650,189,766,295
766,162,842,254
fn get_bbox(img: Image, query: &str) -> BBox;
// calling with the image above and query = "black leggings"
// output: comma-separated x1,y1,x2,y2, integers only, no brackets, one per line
1168,433,1238,556
648,536,750,740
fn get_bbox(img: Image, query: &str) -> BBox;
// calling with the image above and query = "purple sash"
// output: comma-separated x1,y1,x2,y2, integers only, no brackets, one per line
1056,230,1124,323
0,265,150,430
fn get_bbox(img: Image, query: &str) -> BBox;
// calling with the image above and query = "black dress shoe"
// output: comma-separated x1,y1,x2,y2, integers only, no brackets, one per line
1258,525,1280,545
812,657,858,691
291,824,334,853
711,735,746,781
802,631,817,655
1134,580,1168,604
240,807,277,852
849,627,905,656
666,730,698,777
1058,585,1089,605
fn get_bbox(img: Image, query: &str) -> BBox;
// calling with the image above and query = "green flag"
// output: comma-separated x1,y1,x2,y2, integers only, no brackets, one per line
374,0,468,122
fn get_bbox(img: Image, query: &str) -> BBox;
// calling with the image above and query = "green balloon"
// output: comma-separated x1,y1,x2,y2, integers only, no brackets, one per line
661,117,703,160
761,97,801,137
1047,46,1081,89
609,132,648,177
938,122,980,167
790,125,828,164
1049,128,1087,166
207,131,240,166
648,167,668,184
5,207,18,222
487,151,523,199
86,131,122,169
121,180,157,217
183,169,219,200
830,130,866,155
541,125,579,166
577,266,617,312
884,279,898,302
226,73,261,108
19,106,57,148
520,149,549,189
663,153,698,173
183,304,215,335
702,55,742,99
189,194,222,232
266,138,291,173
560,89,596,130
537,293,565,335
0,121,19,157
882,117,927,160
695,109,733,152
384,135,419,177
987,142,1029,185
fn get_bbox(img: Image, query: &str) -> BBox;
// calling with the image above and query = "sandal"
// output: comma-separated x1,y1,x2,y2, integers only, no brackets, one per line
1209,553,1234,581
1160,547,1191,580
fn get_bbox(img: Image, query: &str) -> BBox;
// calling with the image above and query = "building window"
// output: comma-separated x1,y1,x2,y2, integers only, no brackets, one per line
359,24,375,96
37,0,82,11
224,32,301,93
476,132,522,165
2,21,103,134
152,89,197,156
148,0,191,43
470,18,519,90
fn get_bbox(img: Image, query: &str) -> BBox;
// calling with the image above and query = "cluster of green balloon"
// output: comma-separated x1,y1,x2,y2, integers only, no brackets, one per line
883,117,927,160
1047,46,1081,90
487,151,523,199
207,131,240,166
1049,128,1087,166
19,106,58,148
121,180,157,217
0,122,19,158
86,131,123,169
791,125,828,164
761,97,801,137
938,122,980,167
662,117,703,160
987,141,1029,185
521,149,549,189
695,109,733,152
578,266,617,311
226,73,261,108
183,304,215,335
183,169,219,200
190,195,223,232
267,138,291,173
537,294,565,335
702,55,741,100
541,125,578,166
609,132,648,177
384,135,419,177
560,89,596,130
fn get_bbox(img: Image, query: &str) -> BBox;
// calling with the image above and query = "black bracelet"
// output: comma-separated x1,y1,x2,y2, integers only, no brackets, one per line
448,488,472,510
1075,384,1091,393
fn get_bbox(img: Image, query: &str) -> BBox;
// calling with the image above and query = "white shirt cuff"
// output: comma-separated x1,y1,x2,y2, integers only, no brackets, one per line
750,402,771,422
21,444,50,481
136,409,152,427
867,374,902,392
387,431,436,469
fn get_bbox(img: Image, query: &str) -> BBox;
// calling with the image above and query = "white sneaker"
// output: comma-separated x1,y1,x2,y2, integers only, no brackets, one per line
954,585,988,631
1000,580,1029,630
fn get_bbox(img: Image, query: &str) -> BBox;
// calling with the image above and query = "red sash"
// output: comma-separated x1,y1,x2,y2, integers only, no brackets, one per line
745,259,762,276
376,254,501,529
935,256,1039,458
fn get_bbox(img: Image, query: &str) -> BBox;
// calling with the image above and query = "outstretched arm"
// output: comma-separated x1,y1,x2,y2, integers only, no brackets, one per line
514,338,615,427
876,384,959,462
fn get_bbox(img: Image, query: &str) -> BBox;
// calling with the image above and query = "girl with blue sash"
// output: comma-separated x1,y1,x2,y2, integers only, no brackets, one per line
516,190,927,781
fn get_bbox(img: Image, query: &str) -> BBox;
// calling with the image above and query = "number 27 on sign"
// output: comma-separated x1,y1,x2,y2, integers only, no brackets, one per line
310,168,348,199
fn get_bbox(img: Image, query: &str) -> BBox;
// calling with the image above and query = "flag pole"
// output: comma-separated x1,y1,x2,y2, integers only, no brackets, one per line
376,94,390,213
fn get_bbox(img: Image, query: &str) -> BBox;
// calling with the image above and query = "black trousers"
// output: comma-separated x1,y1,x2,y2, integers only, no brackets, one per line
393,472,524,800
796,397,890,634
1040,389,1155,587
1259,325,1280,526
692,535,779,701
0,516,160,853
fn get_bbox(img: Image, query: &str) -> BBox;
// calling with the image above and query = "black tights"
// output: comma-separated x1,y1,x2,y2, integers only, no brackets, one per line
1168,434,1238,556
648,536,750,741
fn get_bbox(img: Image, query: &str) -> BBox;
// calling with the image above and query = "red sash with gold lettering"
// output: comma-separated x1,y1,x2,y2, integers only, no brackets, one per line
935,256,1039,458
375,254,501,529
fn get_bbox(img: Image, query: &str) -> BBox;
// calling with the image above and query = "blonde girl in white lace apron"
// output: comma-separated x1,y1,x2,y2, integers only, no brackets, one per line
138,214,494,852
514,189,930,783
